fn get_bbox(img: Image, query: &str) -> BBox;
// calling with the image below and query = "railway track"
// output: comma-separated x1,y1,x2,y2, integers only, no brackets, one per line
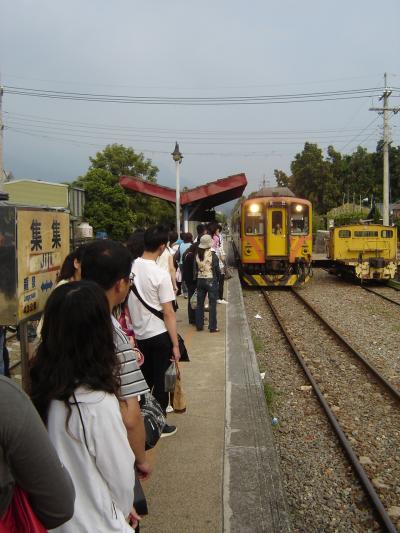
362,286,400,307
262,288,400,532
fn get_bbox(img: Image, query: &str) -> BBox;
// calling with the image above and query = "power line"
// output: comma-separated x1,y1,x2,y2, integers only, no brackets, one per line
338,116,381,151
4,127,281,157
3,117,379,143
4,121,379,146
4,110,380,135
2,85,382,106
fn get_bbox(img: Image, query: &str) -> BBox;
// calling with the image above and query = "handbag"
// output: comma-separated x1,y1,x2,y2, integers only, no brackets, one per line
189,289,198,310
131,283,190,362
224,266,233,280
139,392,166,450
0,486,47,533
171,363,187,413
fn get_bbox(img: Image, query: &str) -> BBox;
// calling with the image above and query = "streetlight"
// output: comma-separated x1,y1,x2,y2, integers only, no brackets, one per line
171,142,183,238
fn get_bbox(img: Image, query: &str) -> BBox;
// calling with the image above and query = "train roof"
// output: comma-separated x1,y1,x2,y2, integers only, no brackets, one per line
248,187,295,198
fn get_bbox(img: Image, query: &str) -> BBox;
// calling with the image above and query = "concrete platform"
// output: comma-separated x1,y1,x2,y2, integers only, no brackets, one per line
141,271,291,533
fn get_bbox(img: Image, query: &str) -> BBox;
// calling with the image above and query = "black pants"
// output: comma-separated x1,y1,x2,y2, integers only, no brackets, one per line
218,274,225,300
137,331,172,413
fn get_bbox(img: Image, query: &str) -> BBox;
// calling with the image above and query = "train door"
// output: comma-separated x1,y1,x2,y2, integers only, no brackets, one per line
266,208,287,256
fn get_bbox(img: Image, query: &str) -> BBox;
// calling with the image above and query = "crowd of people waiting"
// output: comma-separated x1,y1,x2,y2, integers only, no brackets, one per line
0,222,228,532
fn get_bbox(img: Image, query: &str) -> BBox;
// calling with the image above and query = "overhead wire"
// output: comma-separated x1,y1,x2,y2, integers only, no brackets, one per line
3,110,382,136
2,85,382,105
4,126,281,157
3,117,379,144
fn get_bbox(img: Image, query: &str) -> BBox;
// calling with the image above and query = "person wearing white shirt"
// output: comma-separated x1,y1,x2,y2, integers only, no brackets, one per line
128,226,180,438
30,281,139,531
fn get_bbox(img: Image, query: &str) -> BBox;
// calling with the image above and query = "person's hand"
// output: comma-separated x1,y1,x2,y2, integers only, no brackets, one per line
127,506,141,529
128,336,135,349
134,349,144,366
135,460,153,481
171,344,181,362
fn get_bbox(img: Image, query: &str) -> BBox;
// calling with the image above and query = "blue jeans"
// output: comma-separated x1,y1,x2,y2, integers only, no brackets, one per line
196,278,218,331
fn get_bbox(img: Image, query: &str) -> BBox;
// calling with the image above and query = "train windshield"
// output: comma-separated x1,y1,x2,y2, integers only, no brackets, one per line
290,204,309,235
245,205,264,235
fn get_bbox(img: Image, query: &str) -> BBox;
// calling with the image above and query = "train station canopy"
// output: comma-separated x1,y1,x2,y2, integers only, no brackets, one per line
119,172,247,220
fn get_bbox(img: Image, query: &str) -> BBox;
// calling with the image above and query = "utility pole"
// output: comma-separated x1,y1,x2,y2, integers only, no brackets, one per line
171,142,183,238
0,83,4,191
370,73,400,225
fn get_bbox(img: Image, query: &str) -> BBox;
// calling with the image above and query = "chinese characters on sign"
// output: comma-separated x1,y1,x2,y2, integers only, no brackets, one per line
18,210,69,321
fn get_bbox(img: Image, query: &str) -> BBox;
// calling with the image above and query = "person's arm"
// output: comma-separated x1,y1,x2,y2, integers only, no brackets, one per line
119,397,151,480
113,325,152,480
162,301,180,362
213,253,221,280
167,253,178,292
1,379,75,529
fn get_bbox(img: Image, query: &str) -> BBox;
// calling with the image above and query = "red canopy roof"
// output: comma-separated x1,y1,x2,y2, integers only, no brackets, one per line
119,173,247,211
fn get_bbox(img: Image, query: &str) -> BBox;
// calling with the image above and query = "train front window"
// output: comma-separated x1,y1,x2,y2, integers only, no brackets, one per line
245,206,264,235
354,230,378,237
290,204,309,235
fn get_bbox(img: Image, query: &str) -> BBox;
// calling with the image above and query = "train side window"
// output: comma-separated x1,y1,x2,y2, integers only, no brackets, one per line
339,230,351,238
245,210,264,235
290,205,309,235
381,230,393,238
354,231,379,237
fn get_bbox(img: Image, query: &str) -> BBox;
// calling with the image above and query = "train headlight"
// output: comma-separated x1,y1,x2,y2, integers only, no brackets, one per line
295,204,303,212
249,204,260,213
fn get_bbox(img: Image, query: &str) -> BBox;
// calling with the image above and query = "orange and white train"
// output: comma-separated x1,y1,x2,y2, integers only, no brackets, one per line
231,187,312,286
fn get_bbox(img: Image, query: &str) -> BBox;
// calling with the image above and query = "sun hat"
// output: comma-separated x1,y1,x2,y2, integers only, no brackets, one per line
198,234,213,249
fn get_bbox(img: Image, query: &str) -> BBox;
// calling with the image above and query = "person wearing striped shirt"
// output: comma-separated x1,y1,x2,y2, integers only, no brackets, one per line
81,240,151,481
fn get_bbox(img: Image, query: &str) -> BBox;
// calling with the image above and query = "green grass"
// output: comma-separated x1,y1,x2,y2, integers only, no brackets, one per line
263,382,279,410
252,332,263,354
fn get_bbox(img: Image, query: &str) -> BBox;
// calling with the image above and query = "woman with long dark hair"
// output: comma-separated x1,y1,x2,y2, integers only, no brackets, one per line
30,281,138,532
194,234,220,332
182,241,199,324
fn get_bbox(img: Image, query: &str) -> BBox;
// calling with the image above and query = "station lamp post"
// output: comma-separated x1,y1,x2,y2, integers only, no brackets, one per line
171,142,183,238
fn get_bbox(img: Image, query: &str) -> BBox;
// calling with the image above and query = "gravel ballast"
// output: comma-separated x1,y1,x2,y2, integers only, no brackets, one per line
244,278,396,532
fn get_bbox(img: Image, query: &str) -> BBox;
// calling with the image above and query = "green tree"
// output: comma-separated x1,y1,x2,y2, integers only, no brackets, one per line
344,146,378,201
74,168,135,240
372,141,400,202
74,144,175,237
273,169,291,188
89,144,158,182
290,143,339,214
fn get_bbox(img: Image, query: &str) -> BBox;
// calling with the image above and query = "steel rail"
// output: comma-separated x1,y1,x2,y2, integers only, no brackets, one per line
292,289,400,402
362,286,400,307
388,279,400,291
261,290,398,533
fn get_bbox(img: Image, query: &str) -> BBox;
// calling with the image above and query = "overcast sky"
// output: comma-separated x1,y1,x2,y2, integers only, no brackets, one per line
1,0,399,200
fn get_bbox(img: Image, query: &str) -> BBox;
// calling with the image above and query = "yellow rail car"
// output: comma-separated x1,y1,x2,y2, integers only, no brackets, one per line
328,224,398,280
231,188,312,286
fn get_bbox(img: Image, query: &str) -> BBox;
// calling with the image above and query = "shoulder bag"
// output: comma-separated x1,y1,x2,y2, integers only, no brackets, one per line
0,486,47,533
131,283,190,362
